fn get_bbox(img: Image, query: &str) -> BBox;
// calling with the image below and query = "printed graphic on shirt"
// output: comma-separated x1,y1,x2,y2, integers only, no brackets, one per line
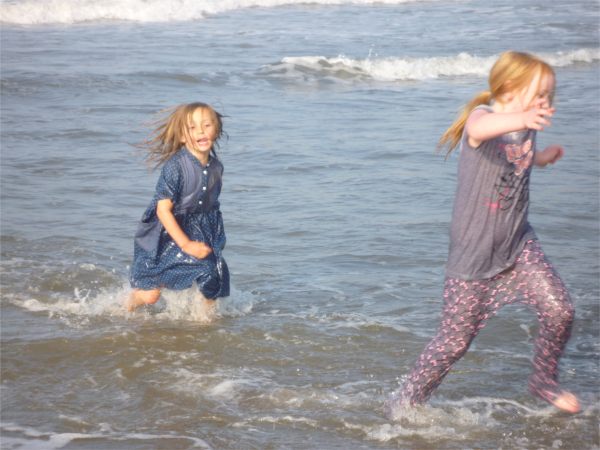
504,139,533,176
486,139,533,213
486,170,530,213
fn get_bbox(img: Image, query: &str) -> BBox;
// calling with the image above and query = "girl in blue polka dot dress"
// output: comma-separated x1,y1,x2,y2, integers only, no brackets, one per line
125,102,230,319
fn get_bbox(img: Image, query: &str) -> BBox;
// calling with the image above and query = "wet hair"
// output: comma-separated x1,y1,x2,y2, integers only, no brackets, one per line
438,51,555,156
138,102,225,167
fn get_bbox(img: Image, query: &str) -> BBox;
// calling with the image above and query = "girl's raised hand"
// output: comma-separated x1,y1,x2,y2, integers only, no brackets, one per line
535,144,564,167
182,241,213,259
522,98,554,131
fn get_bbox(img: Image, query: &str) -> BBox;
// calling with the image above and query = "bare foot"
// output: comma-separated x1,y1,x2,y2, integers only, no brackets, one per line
123,295,138,312
551,391,581,414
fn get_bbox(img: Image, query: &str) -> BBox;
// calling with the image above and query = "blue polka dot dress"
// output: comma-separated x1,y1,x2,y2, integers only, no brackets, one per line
129,149,230,299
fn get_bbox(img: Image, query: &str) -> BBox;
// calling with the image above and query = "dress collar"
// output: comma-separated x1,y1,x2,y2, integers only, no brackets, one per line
183,147,212,168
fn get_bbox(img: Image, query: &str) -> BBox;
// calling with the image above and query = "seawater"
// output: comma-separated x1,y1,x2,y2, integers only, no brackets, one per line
1,0,599,449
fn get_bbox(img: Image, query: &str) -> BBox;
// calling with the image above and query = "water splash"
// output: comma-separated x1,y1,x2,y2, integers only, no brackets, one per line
12,283,257,326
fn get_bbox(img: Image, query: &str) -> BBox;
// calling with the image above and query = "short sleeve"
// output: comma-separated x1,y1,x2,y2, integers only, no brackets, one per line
155,156,183,204
461,106,493,151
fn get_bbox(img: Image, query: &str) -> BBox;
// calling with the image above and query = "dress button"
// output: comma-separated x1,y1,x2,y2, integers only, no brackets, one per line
202,186,207,191
198,200,203,205
203,170,208,175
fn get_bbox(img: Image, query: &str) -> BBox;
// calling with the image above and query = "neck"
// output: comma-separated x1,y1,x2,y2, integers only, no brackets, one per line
186,146,210,165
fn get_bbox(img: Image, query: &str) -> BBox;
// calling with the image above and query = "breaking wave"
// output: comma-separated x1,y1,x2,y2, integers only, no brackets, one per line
1,0,431,25
260,49,600,83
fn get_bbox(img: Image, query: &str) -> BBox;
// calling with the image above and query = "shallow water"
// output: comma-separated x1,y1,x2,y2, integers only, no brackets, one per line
1,0,599,449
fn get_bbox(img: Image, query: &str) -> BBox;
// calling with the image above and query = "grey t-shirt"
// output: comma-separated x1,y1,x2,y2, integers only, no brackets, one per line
445,105,537,280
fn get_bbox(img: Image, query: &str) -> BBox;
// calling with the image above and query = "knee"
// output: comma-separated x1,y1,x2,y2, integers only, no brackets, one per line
543,296,575,329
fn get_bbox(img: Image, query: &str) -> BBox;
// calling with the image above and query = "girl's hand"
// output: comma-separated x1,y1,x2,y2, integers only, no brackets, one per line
182,241,213,259
522,98,554,131
535,145,564,167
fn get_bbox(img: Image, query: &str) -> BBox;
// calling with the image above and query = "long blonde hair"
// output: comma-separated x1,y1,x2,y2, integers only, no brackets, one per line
438,51,555,156
138,102,224,167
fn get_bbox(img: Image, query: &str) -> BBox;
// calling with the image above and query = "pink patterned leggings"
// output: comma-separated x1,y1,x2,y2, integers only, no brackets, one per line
390,240,574,408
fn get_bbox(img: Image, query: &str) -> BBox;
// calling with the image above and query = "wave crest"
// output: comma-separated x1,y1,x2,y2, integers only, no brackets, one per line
260,49,600,83
0,0,426,25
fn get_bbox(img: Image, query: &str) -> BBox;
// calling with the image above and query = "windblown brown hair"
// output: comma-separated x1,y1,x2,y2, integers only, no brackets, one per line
138,102,224,168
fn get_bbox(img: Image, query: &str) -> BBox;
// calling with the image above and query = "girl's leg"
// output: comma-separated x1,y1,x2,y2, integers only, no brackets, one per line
194,260,220,323
387,240,578,414
508,241,579,412
195,294,217,323
125,288,161,312
389,278,496,407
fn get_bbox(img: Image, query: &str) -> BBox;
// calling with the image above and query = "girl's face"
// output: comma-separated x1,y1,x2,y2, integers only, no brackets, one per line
181,108,218,159
517,69,555,111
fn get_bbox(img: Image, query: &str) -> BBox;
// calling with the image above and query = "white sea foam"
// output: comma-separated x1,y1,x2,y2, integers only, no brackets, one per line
17,283,129,325
384,392,600,443
168,364,378,412
370,398,518,443
540,48,600,67
13,283,256,326
343,399,496,443
345,420,469,442
263,48,600,82
255,415,319,427
231,414,321,431
156,286,257,321
0,422,211,450
0,0,430,25
168,366,273,402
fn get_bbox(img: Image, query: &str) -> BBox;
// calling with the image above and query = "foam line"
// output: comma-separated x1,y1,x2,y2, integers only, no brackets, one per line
1,0,431,25
263,49,599,82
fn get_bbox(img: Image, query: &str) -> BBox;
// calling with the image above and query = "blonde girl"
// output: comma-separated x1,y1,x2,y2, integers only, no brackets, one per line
126,102,229,320
385,51,580,415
